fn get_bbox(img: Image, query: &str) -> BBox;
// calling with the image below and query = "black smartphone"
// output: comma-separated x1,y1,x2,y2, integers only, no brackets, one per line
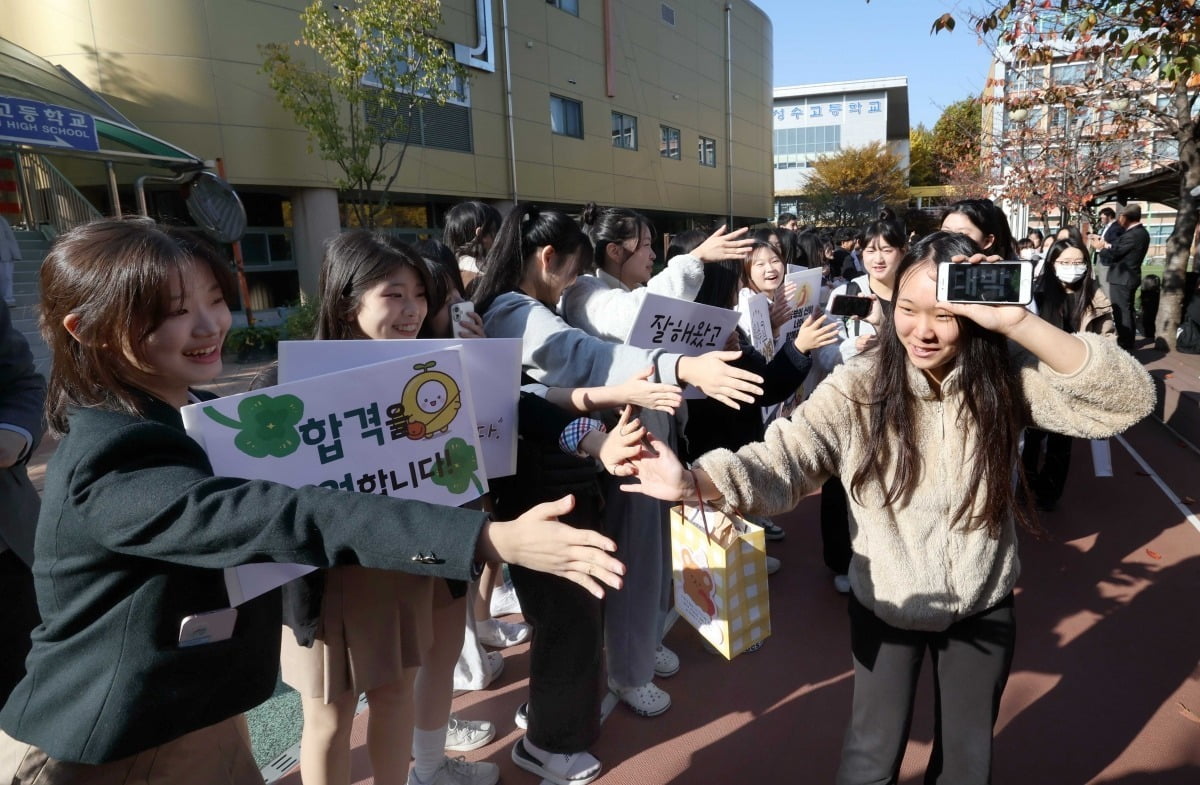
828,294,873,319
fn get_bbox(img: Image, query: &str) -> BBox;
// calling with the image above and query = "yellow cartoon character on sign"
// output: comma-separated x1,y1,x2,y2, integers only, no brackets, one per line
401,361,461,439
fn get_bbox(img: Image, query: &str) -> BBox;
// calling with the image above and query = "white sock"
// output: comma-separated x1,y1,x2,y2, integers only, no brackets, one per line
411,725,447,784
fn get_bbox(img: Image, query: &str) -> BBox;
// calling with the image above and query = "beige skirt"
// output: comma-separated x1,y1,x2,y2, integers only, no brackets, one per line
0,716,259,785
280,565,443,701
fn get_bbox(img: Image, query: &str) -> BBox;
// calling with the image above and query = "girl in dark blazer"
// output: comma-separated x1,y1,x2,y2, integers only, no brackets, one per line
0,219,624,784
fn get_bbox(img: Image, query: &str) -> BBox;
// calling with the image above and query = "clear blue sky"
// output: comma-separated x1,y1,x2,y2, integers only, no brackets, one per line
752,0,995,129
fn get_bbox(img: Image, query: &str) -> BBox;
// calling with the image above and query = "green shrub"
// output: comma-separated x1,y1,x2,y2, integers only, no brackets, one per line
284,297,320,340
224,325,280,360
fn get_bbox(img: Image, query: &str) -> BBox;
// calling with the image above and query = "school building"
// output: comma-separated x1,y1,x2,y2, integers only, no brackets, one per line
0,0,775,330
770,76,911,221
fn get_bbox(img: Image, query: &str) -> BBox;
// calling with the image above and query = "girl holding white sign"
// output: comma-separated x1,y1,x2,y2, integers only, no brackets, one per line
287,230,498,785
474,204,762,785
0,220,624,785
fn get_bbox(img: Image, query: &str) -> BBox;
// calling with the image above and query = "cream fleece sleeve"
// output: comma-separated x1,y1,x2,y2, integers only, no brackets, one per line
695,364,852,517
1018,332,1155,438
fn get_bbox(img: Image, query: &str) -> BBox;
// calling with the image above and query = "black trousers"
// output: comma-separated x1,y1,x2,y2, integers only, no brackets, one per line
508,486,605,754
837,593,1016,785
1109,281,1137,350
820,477,853,575
0,549,40,706
1021,428,1073,506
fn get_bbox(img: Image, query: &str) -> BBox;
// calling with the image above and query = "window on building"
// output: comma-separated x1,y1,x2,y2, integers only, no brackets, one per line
1008,65,1045,93
660,125,680,159
1049,105,1068,130
550,95,583,138
1153,137,1180,163
771,124,841,168
661,3,675,26
550,0,579,16
369,91,473,153
1051,62,1089,86
699,136,717,167
612,112,637,149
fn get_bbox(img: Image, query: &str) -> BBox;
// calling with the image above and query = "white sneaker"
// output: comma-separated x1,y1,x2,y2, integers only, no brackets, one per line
409,756,499,785
833,574,851,594
514,701,529,730
654,645,679,678
489,580,522,616
476,617,531,648
766,555,781,575
444,714,495,752
512,738,601,785
609,679,671,717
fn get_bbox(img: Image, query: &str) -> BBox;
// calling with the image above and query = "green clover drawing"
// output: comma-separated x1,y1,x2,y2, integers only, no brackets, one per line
204,393,305,458
432,437,484,495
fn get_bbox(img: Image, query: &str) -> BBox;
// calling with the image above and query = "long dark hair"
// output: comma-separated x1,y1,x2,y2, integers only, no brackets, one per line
472,203,592,312
849,231,1033,537
315,230,432,341
579,202,652,276
443,200,501,263
794,231,824,269
941,198,1018,260
40,219,236,435
666,228,707,262
1036,237,1096,333
861,213,908,252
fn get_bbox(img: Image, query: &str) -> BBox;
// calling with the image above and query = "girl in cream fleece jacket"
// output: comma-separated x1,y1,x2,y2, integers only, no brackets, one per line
624,232,1155,785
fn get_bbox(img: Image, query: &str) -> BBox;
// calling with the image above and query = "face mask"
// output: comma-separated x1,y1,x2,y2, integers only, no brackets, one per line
1055,264,1087,285
1019,249,1034,261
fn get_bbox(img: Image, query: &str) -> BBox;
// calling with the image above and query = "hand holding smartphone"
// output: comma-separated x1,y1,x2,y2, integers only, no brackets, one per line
936,261,1033,306
449,301,475,339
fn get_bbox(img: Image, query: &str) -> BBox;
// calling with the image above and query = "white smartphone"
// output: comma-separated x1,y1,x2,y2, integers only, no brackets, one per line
178,608,238,647
449,301,475,339
937,261,1034,305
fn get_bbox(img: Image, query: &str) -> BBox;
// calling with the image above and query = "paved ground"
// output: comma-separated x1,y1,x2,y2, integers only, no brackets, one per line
23,344,1200,784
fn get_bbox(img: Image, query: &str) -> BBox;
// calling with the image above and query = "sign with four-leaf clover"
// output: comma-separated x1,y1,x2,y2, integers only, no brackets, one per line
181,347,487,605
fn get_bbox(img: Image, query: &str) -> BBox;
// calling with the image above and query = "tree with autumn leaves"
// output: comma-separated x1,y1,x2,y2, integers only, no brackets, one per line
932,0,1199,349
800,141,910,227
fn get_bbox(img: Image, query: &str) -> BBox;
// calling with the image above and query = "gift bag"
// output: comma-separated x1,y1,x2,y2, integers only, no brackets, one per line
670,502,770,659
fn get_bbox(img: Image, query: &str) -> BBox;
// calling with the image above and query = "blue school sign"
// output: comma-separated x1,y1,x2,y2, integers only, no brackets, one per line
0,95,99,152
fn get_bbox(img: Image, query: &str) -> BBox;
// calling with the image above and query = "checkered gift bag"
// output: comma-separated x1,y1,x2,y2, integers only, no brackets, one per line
670,502,771,659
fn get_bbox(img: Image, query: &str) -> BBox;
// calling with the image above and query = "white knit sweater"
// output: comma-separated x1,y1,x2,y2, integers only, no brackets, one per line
696,333,1155,631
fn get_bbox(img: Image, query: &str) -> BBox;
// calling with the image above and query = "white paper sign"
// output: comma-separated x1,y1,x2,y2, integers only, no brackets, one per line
279,338,520,478
737,289,775,362
775,267,824,346
183,348,487,605
625,292,740,356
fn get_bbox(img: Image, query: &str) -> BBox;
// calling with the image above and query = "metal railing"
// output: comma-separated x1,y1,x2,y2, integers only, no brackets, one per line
18,152,103,238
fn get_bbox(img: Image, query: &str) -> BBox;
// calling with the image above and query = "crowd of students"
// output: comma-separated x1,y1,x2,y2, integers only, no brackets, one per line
0,196,1156,785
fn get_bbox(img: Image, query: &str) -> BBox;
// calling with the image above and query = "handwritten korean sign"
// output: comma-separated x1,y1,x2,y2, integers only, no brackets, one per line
626,292,740,355
182,348,486,605
774,268,824,347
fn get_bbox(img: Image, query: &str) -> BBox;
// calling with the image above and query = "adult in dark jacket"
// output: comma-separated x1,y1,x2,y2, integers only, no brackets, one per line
1105,204,1151,350
0,219,622,783
0,301,43,705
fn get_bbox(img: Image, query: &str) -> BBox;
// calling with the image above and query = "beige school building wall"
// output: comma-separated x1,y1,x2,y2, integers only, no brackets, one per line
2,0,773,305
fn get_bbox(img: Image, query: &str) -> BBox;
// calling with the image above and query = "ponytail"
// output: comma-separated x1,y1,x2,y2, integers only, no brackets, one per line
472,203,592,313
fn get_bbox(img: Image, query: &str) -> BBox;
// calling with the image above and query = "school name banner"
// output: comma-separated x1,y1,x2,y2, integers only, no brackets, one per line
279,338,521,478
183,348,486,605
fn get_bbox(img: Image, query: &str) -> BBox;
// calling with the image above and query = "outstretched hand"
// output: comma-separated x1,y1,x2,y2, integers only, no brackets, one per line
692,225,754,263
616,366,683,413
596,405,647,477
679,351,765,410
793,312,840,354
481,495,625,598
618,432,694,502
